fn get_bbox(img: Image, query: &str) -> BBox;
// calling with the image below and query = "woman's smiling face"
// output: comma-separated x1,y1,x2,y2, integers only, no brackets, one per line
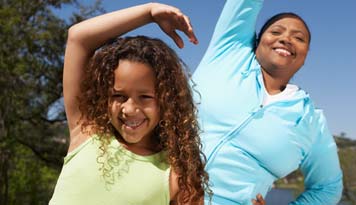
255,16,310,81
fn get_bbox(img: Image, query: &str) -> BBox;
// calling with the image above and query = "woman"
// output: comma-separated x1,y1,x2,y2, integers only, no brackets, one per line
192,0,343,204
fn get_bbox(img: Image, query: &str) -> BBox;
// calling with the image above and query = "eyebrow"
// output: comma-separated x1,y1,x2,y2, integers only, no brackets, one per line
112,88,155,94
270,25,307,36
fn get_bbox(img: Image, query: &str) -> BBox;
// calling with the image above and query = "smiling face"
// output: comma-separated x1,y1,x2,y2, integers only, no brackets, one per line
255,16,310,82
109,60,160,152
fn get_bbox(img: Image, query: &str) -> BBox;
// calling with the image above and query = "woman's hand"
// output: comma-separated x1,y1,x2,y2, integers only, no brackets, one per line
150,3,198,48
252,194,266,205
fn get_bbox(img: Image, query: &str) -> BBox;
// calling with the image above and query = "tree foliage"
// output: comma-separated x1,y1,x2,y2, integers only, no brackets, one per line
0,0,103,204
1,0,355,204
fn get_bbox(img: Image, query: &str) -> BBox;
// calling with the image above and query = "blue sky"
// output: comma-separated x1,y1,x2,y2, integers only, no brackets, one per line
57,0,356,139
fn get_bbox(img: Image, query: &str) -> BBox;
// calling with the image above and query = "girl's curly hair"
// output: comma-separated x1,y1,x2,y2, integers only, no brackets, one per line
78,35,212,204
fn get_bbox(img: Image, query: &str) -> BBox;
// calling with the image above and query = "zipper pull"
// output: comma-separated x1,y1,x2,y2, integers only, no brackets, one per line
249,104,263,114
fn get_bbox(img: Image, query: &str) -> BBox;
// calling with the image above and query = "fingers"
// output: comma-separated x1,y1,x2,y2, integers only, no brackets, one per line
257,193,265,205
167,11,197,47
168,31,184,48
181,14,198,44
251,194,266,205
151,3,198,47
251,199,259,205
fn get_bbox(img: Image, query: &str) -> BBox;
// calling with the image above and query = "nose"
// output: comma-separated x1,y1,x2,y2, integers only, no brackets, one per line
121,98,139,117
279,34,292,45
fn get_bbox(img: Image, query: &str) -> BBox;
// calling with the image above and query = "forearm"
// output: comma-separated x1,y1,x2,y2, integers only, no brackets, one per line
290,161,343,205
67,3,155,53
201,0,263,65
212,0,263,44
291,111,343,205
289,180,343,205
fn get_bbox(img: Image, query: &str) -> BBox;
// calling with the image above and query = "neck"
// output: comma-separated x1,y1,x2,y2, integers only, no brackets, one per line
261,69,289,95
123,143,159,155
115,135,161,156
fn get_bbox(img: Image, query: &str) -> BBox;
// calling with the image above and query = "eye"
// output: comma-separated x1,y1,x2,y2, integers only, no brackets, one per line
270,30,281,35
140,95,154,100
112,94,127,102
295,36,305,42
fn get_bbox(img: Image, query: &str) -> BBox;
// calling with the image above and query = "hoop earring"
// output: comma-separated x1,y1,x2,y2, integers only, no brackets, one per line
107,118,112,125
158,120,165,127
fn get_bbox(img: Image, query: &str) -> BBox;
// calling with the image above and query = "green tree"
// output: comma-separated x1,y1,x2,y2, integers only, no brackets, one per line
0,0,103,204
336,135,356,204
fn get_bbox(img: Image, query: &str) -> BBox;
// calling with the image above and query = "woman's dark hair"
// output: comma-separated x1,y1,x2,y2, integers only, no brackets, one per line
255,12,311,49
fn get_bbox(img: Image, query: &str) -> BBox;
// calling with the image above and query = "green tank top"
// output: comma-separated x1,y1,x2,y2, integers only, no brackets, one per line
49,135,170,205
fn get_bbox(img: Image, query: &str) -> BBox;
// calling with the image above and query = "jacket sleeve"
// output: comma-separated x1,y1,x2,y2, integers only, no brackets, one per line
290,110,343,205
201,0,263,63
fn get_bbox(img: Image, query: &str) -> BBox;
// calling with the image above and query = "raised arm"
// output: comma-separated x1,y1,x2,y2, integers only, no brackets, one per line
291,111,343,205
195,0,263,75
63,3,197,132
212,0,263,45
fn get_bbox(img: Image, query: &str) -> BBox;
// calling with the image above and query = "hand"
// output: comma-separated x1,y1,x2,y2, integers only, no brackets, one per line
150,3,198,48
252,194,266,205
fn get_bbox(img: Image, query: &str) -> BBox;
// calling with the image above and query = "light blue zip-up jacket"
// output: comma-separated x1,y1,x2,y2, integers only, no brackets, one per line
192,0,343,204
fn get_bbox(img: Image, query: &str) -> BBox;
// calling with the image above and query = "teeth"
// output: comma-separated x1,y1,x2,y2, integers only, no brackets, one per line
275,48,291,56
124,120,144,127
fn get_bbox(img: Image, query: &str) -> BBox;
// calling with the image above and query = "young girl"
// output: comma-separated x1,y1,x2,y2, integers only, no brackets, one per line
49,3,211,205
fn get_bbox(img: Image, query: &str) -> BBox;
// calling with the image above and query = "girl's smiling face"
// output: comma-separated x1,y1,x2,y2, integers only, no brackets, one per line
109,60,160,153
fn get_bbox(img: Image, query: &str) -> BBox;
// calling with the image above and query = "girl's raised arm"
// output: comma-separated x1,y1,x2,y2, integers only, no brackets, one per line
63,3,197,132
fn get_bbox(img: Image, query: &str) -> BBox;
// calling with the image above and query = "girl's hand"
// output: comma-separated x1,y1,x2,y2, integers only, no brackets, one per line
252,194,266,205
150,3,198,48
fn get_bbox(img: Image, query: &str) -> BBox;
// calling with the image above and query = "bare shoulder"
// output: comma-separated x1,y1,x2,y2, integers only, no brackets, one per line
67,124,92,153
169,168,179,202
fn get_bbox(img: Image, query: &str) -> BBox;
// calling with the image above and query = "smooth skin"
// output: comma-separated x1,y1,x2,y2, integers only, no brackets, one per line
110,60,160,156
256,17,310,94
